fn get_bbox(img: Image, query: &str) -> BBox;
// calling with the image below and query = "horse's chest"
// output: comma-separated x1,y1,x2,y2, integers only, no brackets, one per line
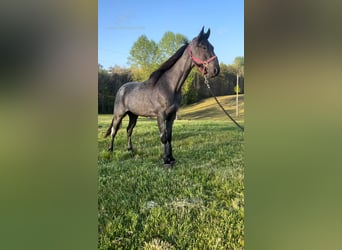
163,95,181,115
164,93,181,107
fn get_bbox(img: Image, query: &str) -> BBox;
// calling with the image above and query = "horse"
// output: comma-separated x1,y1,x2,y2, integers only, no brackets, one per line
105,27,220,166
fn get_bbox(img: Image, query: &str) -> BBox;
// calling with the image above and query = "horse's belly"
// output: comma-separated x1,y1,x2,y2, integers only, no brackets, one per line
125,90,156,116
127,102,157,117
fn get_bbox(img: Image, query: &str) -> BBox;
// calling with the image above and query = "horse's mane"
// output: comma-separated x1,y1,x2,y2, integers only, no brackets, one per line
146,42,189,85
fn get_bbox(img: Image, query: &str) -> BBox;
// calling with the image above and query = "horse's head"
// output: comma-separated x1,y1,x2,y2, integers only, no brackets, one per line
188,27,220,78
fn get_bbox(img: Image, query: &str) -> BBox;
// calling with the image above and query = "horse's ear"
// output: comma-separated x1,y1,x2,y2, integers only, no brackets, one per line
196,26,205,41
204,28,210,40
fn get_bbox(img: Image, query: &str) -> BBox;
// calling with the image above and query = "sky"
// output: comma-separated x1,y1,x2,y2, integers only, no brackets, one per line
98,0,244,69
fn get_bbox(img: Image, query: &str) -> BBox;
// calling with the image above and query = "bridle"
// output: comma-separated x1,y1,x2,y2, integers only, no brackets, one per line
187,45,217,76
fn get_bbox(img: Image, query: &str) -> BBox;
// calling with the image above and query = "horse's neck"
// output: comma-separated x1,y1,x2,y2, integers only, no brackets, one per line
163,52,193,92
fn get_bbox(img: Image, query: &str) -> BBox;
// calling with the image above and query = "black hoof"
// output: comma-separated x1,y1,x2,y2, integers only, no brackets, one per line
163,158,176,168
163,163,173,169
128,148,134,157
107,147,113,152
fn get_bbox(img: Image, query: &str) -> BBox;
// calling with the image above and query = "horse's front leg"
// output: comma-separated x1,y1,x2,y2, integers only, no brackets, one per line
157,113,176,165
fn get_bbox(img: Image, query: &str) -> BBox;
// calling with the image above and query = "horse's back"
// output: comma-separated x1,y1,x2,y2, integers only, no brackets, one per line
115,81,141,101
114,81,156,116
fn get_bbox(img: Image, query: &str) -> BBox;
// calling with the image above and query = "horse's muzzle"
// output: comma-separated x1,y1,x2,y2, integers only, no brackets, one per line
207,66,220,78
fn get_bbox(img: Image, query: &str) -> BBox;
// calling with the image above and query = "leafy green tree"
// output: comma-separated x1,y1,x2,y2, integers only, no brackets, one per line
128,35,158,67
156,32,188,64
128,32,188,82
98,65,133,114
181,71,197,105
98,65,111,113
233,56,244,77
128,35,158,81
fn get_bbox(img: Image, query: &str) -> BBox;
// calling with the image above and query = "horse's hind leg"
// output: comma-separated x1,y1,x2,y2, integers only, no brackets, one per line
126,112,138,152
108,113,125,152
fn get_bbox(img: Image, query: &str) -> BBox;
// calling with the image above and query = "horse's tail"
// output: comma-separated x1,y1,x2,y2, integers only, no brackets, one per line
104,118,114,138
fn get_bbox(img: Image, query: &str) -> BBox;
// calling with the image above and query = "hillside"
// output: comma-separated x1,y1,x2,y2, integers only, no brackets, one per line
178,94,244,122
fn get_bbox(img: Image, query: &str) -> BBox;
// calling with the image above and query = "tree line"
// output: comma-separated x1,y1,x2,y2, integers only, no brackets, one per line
98,32,244,114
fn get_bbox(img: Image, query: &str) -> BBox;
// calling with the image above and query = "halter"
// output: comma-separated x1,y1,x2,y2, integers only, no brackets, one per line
187,45,217,76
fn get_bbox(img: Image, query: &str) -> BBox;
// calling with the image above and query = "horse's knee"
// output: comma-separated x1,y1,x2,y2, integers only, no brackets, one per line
160,133,167,144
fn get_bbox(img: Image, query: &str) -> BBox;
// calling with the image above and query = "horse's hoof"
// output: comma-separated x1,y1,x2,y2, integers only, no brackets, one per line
128,148,134,157
163,163,174,169
163,159,176,168
107,147,113,152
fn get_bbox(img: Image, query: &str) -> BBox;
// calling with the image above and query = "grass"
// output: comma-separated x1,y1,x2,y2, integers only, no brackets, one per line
98,95,244,249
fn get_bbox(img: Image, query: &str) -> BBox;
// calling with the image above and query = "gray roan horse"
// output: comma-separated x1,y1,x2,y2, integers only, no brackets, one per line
105,27,220,166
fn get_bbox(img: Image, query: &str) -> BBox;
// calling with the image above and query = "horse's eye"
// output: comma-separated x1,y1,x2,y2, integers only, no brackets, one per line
202,45,207,50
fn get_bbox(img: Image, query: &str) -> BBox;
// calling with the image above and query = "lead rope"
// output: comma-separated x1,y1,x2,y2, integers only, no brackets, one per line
204,76,244,132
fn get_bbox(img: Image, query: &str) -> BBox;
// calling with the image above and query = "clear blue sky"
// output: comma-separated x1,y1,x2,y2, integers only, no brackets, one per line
98,0,244,69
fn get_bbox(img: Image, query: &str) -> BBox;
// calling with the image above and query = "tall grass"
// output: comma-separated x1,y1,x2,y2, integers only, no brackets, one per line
98,113,244,249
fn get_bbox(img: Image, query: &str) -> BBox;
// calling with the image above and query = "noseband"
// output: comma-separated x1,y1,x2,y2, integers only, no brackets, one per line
187,45,217,76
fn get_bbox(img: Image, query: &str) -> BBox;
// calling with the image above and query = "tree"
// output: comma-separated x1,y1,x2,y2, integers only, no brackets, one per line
156,32,188,64
98,66,133,114
98,65,111,113
233,56,244,77
233,56,244,116
128,35,158,81
128,32,189,83
181,71,197,105
98,63,107,74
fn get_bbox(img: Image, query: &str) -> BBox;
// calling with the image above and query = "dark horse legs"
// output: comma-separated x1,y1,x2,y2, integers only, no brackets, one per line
108,114,124,152
126,112,138,151
108,111,138,153
109,110,175,165
157,112,176,165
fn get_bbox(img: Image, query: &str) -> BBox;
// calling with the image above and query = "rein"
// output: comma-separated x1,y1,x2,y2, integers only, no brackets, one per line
187,46,217,75
204,76,244,131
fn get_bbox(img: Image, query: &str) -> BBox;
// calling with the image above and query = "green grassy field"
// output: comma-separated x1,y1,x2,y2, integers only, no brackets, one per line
98,95,244,249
